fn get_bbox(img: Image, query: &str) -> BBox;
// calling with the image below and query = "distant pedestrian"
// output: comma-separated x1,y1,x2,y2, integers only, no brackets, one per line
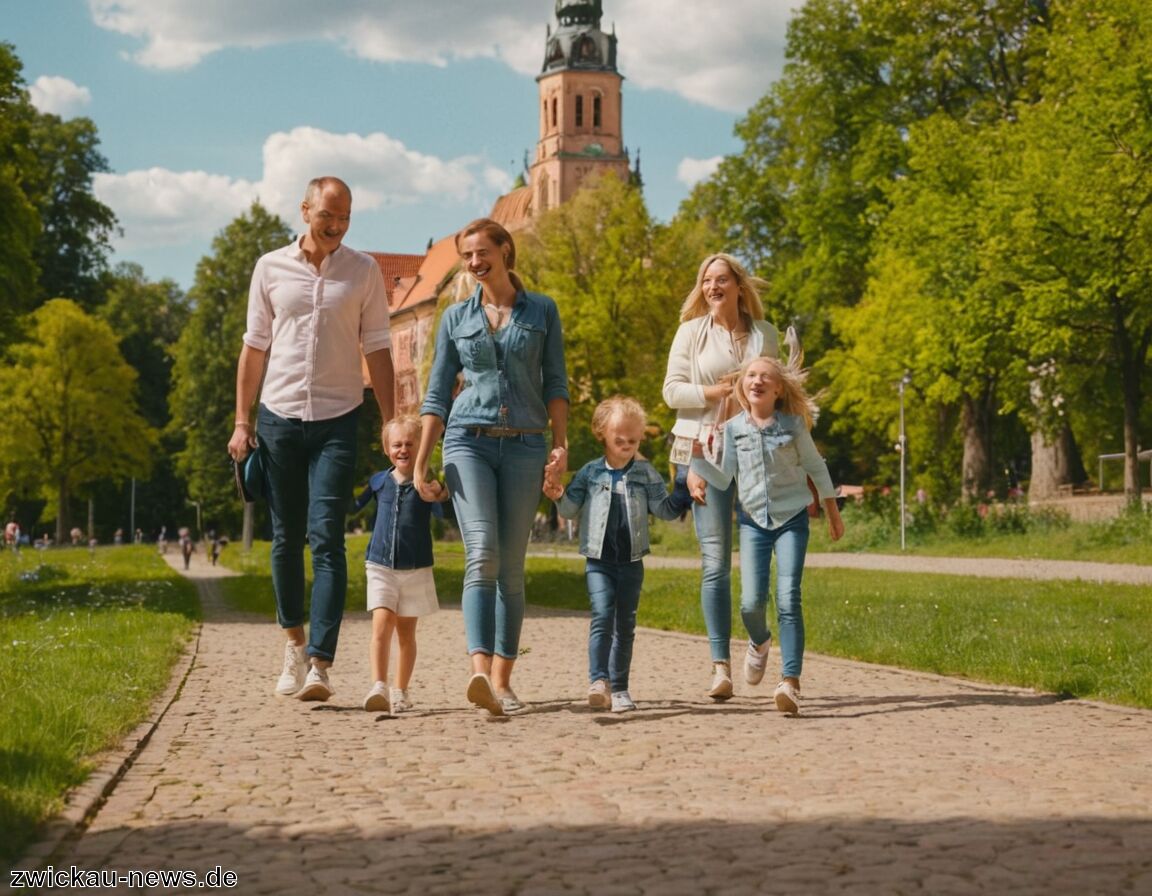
354,415,446,714
687,356,844,716
178,527,193,570
157,526,168,554
543,397,691,713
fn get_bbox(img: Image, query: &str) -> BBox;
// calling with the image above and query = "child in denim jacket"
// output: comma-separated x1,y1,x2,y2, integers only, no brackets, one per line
687,357,844,716
354,414,447,714
543,397,691,712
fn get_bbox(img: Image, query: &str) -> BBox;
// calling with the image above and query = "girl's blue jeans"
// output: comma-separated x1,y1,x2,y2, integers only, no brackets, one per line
691,476,736,662
444,428,546,658
738,508,810,679
585,558,644,692
258,404,360,663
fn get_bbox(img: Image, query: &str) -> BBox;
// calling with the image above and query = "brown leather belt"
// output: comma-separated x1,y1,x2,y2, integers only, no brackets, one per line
467,426,547,439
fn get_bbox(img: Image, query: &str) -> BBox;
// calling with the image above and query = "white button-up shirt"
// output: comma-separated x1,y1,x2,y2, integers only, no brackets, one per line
243,238,392,421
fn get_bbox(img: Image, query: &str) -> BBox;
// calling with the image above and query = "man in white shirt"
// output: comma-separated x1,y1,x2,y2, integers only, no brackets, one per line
227,176,395,702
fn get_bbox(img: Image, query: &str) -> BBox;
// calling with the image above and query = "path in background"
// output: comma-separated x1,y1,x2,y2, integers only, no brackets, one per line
9,549,1151,895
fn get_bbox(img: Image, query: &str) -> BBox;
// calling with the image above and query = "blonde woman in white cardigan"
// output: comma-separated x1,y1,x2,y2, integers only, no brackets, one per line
662,253,794,701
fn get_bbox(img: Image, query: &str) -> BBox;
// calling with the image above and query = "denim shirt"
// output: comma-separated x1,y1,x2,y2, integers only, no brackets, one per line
720,412,836,530
354,469,441,569
556,458,691,562
420,286,569,431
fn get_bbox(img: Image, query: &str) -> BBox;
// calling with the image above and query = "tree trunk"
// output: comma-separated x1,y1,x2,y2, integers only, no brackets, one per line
1028,424,1076,500
961,394,992,500
55,485,69,546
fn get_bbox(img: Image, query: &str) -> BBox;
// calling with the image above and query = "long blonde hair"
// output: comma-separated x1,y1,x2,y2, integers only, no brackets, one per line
733,356,819,431
678,253,767,323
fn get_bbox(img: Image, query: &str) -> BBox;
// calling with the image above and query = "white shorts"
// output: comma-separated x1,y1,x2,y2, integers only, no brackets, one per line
365,563,439,617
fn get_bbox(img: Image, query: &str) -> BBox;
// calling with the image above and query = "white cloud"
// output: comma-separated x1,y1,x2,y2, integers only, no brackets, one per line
677,156,723,188
93,126,512,251
86,0,793,111
27,76,93,117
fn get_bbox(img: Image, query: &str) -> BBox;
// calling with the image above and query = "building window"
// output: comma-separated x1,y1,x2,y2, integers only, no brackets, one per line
593,95,602,128
575,95,584,128
551,97,557,129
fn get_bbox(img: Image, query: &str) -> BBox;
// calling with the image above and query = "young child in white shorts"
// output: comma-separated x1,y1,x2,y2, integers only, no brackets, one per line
354,414,447,713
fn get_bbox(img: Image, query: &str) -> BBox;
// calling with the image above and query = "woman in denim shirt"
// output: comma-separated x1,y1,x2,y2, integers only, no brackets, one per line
689,356,844,716
543,397,691,713
415,218,569,716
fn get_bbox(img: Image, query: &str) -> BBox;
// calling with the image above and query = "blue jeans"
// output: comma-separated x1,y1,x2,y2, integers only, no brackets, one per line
738,508,809,679
443,428,547,658
258,405,360,663
586,558,644,692
691,475,737,662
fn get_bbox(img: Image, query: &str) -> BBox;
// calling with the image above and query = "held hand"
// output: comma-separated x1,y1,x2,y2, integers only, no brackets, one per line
417,477,446,502
687,469,708,505
545,445,568,480
227,425,256,462
542,479,563,501
825,502,845,542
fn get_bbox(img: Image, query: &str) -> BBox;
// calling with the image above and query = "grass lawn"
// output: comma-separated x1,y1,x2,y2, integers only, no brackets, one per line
0,545,199,867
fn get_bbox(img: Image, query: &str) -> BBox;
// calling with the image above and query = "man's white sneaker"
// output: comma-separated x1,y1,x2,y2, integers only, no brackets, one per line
363,680,390,712
744,636,772,685
774,680,801,715
275,642,308,696
390,687,412,713
611,691,636,713
588,678,610,710
708,661,733,701
296,665,333,702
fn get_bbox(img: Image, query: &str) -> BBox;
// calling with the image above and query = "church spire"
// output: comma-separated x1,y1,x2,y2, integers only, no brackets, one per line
542,0,617,73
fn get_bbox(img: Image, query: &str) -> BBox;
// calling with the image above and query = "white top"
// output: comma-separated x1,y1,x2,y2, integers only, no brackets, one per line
243,239,392,421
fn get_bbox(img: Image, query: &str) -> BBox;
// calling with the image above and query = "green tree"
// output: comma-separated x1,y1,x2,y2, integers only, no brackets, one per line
519,174,710,468
168,203,291,530
0,43,40,339
1005,0,1152,502
98,263,191,535
22,113,118,310
0,299,156,543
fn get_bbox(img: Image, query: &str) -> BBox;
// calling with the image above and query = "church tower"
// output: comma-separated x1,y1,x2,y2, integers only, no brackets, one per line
531,1,631,213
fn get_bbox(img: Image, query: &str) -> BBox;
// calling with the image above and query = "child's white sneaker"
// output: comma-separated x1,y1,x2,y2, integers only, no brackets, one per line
773,680,801,715
390,687,412,713
363,680,390,712
610,691,636,713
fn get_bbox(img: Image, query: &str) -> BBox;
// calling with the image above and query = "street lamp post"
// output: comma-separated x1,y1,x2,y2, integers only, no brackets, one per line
898,371,911,551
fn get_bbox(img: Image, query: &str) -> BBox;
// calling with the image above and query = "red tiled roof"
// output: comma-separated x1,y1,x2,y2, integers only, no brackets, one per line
367,252,425,304
390,237,461,315
490,185,534,233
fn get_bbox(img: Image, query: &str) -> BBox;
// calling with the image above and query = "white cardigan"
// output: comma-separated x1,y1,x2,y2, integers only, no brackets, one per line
663,316,782,489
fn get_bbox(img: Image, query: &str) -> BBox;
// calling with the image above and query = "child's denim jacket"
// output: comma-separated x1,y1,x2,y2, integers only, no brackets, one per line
354,469,440,569
556,458,690,562
720,412,836,530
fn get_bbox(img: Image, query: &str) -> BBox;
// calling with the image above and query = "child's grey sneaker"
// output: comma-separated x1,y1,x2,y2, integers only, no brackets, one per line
708,661,733,701
363,680,390,712
588,678,610,710
390,687,412,713
773,680,801,716
744,636,772,685
275,642,308,696
296,664,333,702
498,689,527,714
610,691,636,713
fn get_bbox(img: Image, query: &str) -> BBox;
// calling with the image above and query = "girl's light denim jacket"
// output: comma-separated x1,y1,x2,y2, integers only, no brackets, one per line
556,458,691,562
354,469,441,569
720,411,836,530
420,285,569,430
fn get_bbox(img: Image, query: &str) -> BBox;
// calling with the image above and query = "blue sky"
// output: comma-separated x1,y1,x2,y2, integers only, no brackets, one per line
8,0,795,290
